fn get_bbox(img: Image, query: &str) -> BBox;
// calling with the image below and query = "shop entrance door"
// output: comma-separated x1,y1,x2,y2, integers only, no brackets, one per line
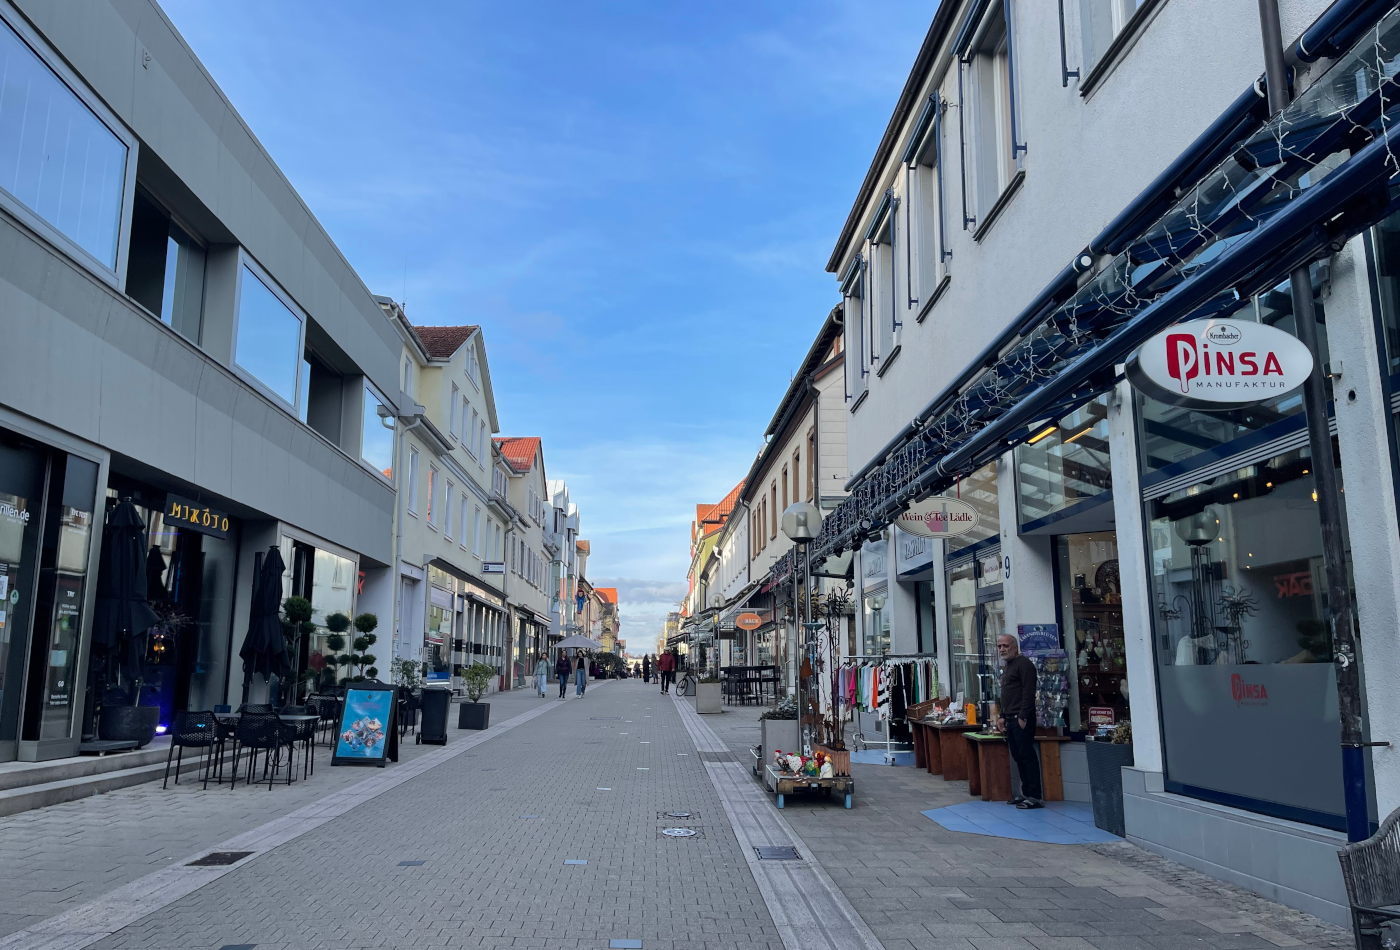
1053,531,1125,732
948,547,1004,715
974,578,1006,722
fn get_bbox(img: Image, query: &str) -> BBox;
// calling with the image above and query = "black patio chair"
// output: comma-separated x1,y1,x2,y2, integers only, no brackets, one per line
163,710,218,790
397,688,420,739
309,694,341,745
238,703,273,714
280,708,318,779
1338,806,1400,950
230,711,297,790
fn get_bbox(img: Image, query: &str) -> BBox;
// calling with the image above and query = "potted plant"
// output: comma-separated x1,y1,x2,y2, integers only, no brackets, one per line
1086,720,1134,836
458,662,495,729
695,674,722,714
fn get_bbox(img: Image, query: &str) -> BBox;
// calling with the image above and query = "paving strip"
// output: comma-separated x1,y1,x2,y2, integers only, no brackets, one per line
671,693,885,950
0,689,600,950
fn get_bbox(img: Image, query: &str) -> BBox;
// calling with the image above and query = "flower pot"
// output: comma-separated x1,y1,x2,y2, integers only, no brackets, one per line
1085,740,1133,837
457,702,490,730
814,744,851,776
694,682,721,714
98,705,160,748
761,718,798,771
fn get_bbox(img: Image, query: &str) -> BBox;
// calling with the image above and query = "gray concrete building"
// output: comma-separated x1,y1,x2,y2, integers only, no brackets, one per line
0,0,404,760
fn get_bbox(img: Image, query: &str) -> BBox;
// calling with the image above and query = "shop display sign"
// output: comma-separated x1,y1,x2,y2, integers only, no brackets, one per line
735,612,763,631
1126,318,1313,409
1017,624,1060,657
482,561,505,574
331,684,399,767
164,494,230,539
896,497,980,538
1087,706,1116,728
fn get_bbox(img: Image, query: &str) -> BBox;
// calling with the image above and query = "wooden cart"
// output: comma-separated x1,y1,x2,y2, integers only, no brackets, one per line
763,764,854,809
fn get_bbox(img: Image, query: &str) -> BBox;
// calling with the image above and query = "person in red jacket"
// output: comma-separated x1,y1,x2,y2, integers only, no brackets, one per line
657,650,676,694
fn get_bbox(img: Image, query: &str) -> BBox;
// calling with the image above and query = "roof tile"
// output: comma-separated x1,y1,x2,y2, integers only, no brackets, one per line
494,436,541,473
412,325,478,359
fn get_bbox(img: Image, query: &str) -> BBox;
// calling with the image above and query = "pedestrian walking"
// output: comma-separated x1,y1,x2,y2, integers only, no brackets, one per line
996,633,1043,809
642,654,652,684
657,649,676,694
555,651,571,699
575,654,588,696
534,654,549,698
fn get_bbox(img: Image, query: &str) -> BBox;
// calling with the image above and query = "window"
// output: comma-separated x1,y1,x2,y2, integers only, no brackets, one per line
806,430,816,502
459,493,469,545
407,447,420,514
781,466,789,514
869,206,897,361
770,484,777,539
473,506,483,554
126,189,205,342
444,480,454,539
467,347,481,387
479,421,488,466
235,262,304,408
402,356,414,398
494,523,502,560
427,465,438,527
462,398,472,448
903,91,949,307
450,384,460,439
1080,0,1148,77
0,15,129,271
960,0,1023,229
841,257,868,404
361,383,394,479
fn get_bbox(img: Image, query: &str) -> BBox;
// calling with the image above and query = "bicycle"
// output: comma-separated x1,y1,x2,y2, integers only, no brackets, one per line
674,669,697,697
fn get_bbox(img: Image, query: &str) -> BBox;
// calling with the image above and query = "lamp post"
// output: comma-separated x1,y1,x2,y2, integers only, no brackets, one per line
782,501,821,753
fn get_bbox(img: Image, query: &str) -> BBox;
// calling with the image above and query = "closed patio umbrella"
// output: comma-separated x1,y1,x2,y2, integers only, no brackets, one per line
240,545,289,701
91,501,161,683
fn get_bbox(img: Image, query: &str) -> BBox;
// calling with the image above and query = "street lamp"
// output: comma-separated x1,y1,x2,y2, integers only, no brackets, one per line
782,501,821,754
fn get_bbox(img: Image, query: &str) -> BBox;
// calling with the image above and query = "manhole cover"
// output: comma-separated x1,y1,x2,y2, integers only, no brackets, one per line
754,846,801,861
665,811,693,819
662,827,697,837
187,851,253,867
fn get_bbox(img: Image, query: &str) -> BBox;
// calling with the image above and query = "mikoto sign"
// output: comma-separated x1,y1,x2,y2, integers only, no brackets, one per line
1126,319,1313,409
896,497,981,538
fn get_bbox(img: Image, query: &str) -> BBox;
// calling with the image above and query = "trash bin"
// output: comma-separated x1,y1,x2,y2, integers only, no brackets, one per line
418,687,451,745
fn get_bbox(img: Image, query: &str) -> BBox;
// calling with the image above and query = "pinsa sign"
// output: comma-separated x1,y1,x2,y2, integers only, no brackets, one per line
896,497,981,538
1126,319,1313,410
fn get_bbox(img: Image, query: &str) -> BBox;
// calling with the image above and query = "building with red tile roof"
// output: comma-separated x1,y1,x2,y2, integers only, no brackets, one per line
493,436,542,474
412,325,479,359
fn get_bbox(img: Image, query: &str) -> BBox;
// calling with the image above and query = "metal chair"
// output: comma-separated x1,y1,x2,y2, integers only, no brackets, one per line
309,694,341,745
163,710,218,790
283,709,318,778
230,711,297,790
1338,806,1400,950
238,703,273,714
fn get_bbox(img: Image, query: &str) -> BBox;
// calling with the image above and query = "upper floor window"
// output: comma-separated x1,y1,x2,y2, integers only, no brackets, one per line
407,447,420,514
450,384,460,438
468,408,480,458
462,398,472,449
235,260,305,409
459,492,469,545
841,257,867,404
902,92,949,308
402,356,414,399
781,466,789,513
0,15,130,272
478,420,488,467
126,188,205,342
466,347,481,388
361,383,394,480
473,506,483,555
444,480,455,539
960,0,1024,229
1080,0,1147,77
426,465,438,527
770,484,777,540
806,429,816,502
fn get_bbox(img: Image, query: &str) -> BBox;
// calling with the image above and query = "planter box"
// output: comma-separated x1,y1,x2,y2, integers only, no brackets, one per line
694,682,721,715
1086,741,1133,837
761,718,798,771
457,702,490,730
98,705,159,748
814,744,851,776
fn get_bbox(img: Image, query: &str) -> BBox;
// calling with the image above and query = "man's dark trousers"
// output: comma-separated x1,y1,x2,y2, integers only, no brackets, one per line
1006,719,1043,801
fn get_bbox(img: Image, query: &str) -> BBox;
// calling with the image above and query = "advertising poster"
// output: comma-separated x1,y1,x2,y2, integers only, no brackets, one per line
331,685,398,767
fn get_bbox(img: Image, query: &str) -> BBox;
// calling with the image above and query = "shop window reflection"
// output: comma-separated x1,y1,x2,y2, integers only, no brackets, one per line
941,463,999,554
1053,532,1125,731
1017,394,1112,525
1147,446,1354,827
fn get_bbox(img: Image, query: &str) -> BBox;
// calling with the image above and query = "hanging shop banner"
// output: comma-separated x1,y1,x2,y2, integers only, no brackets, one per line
735,612,764,631
163,494,230,539
1126,319,1313,410
896,497,981,538
331,684,399,767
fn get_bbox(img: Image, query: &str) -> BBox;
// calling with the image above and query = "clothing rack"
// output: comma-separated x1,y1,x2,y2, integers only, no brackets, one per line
840,653,938,765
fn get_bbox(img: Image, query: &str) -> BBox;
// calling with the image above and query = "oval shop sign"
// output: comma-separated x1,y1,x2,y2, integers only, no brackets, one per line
1126,319,1313,410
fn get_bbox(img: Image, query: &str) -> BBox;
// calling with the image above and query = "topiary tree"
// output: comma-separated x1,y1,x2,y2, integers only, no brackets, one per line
322,612,351,689
463,662,495,703
281,596,316,701
347,613,379,681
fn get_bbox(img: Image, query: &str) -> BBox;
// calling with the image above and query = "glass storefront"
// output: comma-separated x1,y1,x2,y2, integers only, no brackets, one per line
1017,394,1112,525
947,548,1004,713
1146,445,1351,828
941,462,999,553
1054,531,1126,731
859,538,889,656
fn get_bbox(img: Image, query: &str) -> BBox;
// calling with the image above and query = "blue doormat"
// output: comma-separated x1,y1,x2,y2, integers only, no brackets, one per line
849,750,915,767
921,800,1122,844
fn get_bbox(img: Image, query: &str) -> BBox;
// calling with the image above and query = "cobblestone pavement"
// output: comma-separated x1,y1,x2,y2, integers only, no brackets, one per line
80,680,784,950
705,703,1352,950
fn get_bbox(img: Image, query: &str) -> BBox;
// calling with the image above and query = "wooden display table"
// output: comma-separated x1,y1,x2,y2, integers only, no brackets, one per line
928,722,977,779
963,733,1071,801
763,764,854,809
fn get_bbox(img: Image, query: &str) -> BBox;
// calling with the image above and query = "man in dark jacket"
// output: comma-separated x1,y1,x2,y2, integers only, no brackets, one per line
996,634,1043,809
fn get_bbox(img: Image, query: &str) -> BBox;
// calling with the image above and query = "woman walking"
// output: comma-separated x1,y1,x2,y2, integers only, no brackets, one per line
555,651,572,700
642,654,652,684
575,654,588,697
534,654,550,698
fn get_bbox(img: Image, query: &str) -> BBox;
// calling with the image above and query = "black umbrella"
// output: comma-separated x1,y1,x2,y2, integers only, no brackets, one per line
91,501,161,680
240,545,289,695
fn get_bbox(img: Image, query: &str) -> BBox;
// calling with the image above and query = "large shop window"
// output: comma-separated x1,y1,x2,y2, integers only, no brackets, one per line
235,264,305,409
1146,446,1353,828
1017,393,1111,525
1138,268,1329,473
947,548,1005,710
0,15,128,269
1054,532,1125,731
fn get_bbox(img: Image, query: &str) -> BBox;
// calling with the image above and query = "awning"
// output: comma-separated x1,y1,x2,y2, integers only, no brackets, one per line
813,4,1400,562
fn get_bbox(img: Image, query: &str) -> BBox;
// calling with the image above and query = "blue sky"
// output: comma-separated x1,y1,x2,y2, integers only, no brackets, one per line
163,1,932,646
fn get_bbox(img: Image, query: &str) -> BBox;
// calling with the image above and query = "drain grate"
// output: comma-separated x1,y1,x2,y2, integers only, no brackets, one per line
397,860,425,867
754,845,801,861
660,811,695,819
661,828,698,837
187,851,253,867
